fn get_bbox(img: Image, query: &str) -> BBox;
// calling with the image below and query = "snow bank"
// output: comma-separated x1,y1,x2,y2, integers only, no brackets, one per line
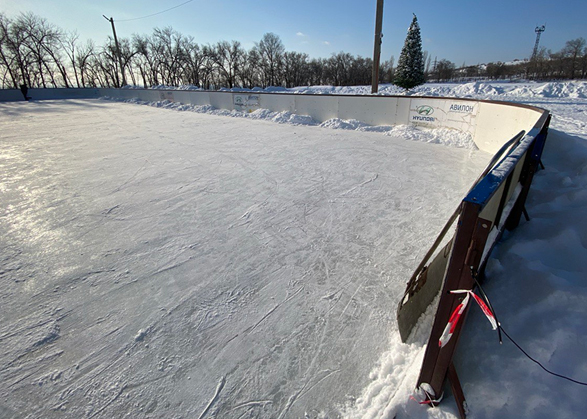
507,82,587,99
158,80,587,100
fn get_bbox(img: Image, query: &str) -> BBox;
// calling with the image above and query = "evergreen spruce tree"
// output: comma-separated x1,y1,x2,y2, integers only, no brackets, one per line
394,14,425,90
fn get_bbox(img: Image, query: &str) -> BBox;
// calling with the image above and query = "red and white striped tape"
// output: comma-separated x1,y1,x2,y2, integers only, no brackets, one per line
438,289,497,348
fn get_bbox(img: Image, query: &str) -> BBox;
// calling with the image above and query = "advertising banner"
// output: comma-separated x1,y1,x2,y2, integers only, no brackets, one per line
233,94,260,113
409,98,478,134
159,91,175,102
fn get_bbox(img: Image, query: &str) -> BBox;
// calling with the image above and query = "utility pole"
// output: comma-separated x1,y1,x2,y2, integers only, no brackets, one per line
103,15,127,87
371,0,384,94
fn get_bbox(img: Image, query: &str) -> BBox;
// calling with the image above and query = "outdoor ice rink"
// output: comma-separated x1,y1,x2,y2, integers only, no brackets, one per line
0,99,491,418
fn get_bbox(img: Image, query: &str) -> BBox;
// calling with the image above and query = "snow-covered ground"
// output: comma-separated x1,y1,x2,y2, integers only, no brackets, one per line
1,80,586,419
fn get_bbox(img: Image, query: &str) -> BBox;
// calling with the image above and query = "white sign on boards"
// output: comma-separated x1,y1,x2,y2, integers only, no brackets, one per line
233,94,260,113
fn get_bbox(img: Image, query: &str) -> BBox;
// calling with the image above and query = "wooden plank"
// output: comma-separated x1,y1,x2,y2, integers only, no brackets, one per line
448,362,467,419
417,209,493,397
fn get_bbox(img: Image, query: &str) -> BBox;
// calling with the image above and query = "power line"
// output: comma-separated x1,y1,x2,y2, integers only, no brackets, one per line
499,326,587,386
116,0,196,23
474,278,587,387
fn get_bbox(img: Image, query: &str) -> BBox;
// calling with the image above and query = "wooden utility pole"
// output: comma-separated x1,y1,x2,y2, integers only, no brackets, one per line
371,0,384,94
103,15,127,87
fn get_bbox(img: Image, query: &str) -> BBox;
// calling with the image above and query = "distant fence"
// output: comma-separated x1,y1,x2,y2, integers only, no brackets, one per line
0,88,100,102
0,88,550,416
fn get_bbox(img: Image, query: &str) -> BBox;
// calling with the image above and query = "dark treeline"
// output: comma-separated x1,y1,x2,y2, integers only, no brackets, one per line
417,38,587,83
0,12,383,89
1,12,585,90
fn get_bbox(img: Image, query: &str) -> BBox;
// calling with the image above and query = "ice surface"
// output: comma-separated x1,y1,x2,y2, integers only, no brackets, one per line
0,99,489,418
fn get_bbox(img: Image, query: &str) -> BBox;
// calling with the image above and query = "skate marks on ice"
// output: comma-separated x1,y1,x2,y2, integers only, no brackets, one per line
0,100,490,417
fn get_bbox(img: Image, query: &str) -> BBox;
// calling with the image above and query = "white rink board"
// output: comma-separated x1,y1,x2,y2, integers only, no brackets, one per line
0,88,546,155
96,89,546,154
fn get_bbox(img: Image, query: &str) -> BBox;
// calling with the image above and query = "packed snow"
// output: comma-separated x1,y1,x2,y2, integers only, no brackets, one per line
1,80,586,419
207,80,587,101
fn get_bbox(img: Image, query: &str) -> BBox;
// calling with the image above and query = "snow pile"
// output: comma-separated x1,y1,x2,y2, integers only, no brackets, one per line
477,81,587,100
319,117,371,130
384,125,476,149
451,81,505,97
529,81,587,98
248,108,317,125
173,80,587,101
318,120,476,149
292,85,375,95
150,84,203,91
343,297,446,419
405,81,587,100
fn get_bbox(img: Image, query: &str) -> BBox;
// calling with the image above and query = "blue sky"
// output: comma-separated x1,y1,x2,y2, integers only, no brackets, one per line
1,0,585,65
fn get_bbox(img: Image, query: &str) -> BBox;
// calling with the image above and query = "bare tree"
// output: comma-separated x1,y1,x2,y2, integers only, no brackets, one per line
549,50,566,78
75,39,95,87
238,48,262,88
180,36,203,87
0,13,21,88
210,40,244,88
132,34,158,86
2,13,35,87
117,37,137,85
17,13,71,87
62,31,80,87
563,38,586,79
349,56,372,85
307,58,325,85
283,51,309,87
256,33,285,87
581,46,587,79
381,55,395,83
152,27,186,85
435,59,456,81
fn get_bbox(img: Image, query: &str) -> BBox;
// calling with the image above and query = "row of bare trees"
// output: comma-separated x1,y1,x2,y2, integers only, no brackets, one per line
1,12,585,89
0,12,383,89
427,38,587,82
525,38,587,80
